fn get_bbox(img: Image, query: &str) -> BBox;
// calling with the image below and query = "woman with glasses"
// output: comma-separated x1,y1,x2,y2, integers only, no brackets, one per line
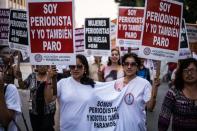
99,48,124,82
57,54,95,131
113,53,157,131
158,58,197,131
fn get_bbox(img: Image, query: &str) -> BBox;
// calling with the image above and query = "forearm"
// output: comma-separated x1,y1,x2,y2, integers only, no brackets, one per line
0,93,13,126
51,77,57,96
16,70,27,89
17,78,26,89
44,77,57,104
146,85,158,111
146,97,156,111
98,72,105,82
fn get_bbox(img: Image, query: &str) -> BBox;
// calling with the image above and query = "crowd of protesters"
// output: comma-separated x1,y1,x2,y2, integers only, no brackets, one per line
0,48,196,131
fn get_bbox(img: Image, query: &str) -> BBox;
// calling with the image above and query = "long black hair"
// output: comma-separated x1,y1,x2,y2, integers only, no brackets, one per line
76,54,95,88
174,58,197,90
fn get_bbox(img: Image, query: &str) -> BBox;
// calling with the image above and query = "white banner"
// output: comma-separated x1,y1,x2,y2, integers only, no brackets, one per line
58,77,151,131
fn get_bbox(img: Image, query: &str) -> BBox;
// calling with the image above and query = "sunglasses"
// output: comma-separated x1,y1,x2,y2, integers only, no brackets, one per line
123,62,138,67
69,64,84,70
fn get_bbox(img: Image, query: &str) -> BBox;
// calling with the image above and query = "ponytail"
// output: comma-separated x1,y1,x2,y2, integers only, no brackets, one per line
80,74,95,88
76,54,95,88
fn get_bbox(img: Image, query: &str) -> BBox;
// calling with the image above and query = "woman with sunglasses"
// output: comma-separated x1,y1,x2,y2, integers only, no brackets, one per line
57,54,95,131
114,53,158,131
99,48,124,82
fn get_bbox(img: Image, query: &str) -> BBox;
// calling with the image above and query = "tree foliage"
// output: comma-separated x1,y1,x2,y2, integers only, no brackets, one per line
114,0,197,23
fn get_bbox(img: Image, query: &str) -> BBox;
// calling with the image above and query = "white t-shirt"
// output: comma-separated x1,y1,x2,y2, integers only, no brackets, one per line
0,84,21,131
57,76,151,131
57,77,94,131
115,76,152,131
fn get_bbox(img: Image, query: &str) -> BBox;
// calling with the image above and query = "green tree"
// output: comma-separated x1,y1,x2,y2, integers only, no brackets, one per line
115,0,197,23
182,0,197,23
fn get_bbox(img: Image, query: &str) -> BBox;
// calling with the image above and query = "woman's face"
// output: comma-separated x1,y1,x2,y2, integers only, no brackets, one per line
110,50,120,64
70,58,86,81
94,56,102,63
123,57,138,77
182,63,197,84
37,65,48,75
2,55,11,65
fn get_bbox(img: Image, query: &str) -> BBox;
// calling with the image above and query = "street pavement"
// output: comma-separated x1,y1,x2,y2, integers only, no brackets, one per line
16,64,172,131
147,82,172,131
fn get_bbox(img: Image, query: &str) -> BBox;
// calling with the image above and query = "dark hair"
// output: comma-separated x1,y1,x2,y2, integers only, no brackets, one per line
174,58,197,90
105,70,117,81
121,53,141,69
76,54,95,88
107,48,121,66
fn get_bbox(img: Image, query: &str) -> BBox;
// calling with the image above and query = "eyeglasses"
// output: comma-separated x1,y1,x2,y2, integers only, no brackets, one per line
183,68,197,74
123,62,138,67
69,64,84,70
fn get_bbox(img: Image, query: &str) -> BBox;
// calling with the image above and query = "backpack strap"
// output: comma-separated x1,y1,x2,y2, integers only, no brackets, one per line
2,84,8,131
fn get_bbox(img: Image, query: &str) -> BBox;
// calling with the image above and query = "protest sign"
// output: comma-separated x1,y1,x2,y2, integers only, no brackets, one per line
111,20,117,49
9,9,29,60
0,8,10,46
186,23,197,54
27,0,75,65
179,19,191,59
119,47,139,56
138,0,183,61
75,28,85,54
85,18,111,56
186,24,197,43
117,7,144,48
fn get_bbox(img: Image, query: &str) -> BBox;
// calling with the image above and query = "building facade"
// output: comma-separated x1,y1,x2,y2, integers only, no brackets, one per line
0,0,26,9
0,0,26,55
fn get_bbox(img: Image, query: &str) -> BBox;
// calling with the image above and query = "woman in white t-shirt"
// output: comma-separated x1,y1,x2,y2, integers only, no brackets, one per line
114,53,159,131
57,54,95,131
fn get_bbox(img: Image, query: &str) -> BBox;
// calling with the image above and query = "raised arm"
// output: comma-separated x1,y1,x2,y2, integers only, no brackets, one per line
146,78,160,111
44,66,57,104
